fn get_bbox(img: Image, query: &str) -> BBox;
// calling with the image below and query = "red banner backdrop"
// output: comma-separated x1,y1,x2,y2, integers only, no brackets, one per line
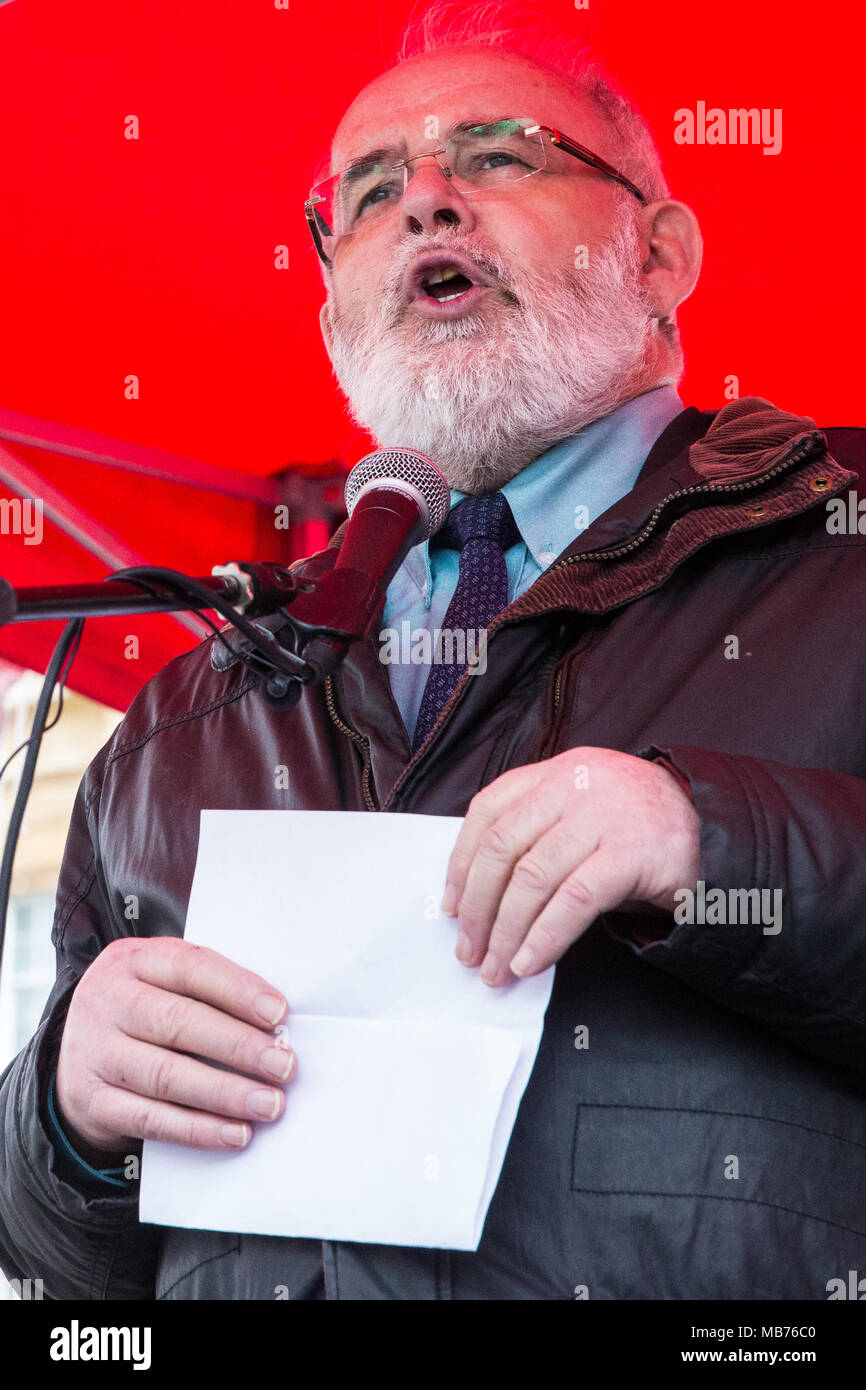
0,0,858,708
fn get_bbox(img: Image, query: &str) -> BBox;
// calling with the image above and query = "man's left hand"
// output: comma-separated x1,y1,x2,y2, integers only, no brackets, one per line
440,747,701,985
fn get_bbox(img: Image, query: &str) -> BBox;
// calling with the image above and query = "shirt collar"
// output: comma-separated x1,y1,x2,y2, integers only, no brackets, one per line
500,385,685,569
410,385,686,603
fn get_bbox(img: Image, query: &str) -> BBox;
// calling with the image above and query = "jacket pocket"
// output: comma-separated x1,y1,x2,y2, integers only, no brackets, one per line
571,1102,866,1238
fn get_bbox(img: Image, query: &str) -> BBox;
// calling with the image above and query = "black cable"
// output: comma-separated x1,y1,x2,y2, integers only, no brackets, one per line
0,562,315,981
0,625,83,786
0,619,84,967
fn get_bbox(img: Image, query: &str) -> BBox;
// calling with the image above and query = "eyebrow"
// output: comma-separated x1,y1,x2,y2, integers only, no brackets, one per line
338,116,524,180
340,148,396,182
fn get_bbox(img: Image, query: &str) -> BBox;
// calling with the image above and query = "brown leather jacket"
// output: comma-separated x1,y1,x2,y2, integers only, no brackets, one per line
2,396,865,1299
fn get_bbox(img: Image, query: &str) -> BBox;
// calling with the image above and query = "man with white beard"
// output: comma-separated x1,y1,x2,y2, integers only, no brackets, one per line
316,6,703,761
320,76,690,494
2,0,865,1305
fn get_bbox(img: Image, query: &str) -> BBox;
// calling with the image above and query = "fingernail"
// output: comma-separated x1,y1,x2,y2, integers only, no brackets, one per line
220,1123,250,1148
249,1089,282,1119
441,884,458,916
255,993,286,1026
261,1046,295,1080
480,954,499,985
510,945,535,976
456,929,473,964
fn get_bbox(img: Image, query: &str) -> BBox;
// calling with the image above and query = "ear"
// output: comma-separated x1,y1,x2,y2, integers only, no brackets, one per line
319,300,335,365
636,199,703,320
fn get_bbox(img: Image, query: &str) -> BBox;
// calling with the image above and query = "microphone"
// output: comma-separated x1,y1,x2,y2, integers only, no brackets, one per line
339,446,451,590
296,447,450,682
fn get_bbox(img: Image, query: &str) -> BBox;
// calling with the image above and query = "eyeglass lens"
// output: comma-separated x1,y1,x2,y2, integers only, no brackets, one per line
310,119,547,243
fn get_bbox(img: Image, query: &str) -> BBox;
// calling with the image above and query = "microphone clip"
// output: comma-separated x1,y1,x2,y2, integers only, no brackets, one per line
209,563,384,708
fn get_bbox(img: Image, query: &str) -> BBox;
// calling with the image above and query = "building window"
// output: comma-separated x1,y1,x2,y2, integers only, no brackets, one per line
0,892,56,1071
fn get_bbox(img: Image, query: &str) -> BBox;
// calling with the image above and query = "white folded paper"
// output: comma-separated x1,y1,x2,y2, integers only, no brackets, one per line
139,810,554,1250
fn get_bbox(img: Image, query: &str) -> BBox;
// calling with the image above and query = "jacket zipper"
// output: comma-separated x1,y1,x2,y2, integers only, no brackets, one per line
546,431,827,570
542,665,564,761
532,432,828,761
324,675,378,811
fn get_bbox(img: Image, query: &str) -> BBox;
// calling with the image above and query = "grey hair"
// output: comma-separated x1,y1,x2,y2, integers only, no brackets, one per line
395,0,671,206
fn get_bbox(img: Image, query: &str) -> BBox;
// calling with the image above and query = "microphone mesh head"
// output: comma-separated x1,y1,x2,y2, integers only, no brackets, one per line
345,448,451,540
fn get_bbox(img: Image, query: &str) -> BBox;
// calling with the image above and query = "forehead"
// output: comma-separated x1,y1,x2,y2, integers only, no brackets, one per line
329,49,606,170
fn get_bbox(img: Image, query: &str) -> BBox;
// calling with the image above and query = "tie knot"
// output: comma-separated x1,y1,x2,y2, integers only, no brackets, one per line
435,491,520,554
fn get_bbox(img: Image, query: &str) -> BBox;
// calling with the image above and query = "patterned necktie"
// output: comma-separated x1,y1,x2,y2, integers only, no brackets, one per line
412,491,521,751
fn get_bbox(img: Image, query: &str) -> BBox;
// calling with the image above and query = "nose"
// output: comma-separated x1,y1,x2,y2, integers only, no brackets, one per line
398,157,478,238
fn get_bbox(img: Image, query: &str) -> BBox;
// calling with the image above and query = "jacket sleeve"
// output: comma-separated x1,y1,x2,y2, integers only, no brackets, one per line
607,744,866,1076
0,740,161,1300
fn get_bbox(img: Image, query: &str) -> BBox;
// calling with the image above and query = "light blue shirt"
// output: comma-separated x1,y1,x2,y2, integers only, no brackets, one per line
380,385,685,742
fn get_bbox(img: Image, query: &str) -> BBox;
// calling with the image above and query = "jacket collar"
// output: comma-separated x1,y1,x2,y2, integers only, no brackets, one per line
319,395,838,563
546,396,835,564
298,395,853,614
286,396,854,786
499,396,850,626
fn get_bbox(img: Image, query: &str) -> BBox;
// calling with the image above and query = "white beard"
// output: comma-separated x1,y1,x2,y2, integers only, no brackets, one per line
325,210,667,493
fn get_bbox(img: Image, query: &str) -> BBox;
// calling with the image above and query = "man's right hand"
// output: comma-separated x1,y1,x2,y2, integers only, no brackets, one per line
55,937,294,1160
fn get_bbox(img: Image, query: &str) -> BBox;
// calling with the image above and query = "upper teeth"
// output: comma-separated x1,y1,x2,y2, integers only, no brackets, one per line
425,265,462,285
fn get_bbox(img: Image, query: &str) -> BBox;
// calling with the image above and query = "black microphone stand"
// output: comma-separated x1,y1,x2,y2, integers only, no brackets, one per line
0,555,385,972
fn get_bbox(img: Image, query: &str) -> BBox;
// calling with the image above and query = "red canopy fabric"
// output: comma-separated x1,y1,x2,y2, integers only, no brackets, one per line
0,415,346,706
0,0,858,709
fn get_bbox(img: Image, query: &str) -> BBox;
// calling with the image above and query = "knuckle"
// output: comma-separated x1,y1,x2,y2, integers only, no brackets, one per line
147,1052,178,1101
162,936,196,985
447,850,470,880
80,1084,110,1132
103,935,136,963
456,892,483,931
179,1115,201,1149
130,1099,158,1140
512,854,551,894
119,982,148,1037
157,994,188,1050
84,939,131,992
95,938,122,968
477,822,515,863
468,783,496,813
124,936,165,973
468,781,506,818
224,1027,254,1074
559,873,597,911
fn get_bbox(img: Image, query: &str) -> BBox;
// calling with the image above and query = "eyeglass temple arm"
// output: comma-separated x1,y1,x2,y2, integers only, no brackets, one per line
305,201,333,266
531,124,648,205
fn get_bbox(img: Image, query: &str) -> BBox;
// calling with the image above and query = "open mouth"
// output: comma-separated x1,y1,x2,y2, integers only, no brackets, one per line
405,252,493,311
419,265,476,303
